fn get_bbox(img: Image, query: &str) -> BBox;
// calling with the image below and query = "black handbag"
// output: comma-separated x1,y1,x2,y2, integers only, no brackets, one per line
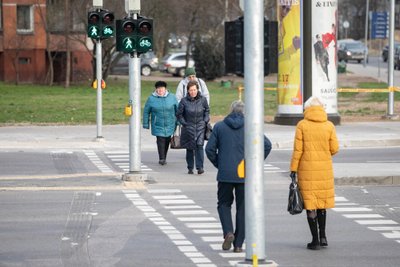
204,123,213,140
287,175,304,215
170,126,183,149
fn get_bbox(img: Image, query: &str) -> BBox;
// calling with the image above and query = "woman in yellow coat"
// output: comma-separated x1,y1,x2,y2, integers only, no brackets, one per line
290,96,339,250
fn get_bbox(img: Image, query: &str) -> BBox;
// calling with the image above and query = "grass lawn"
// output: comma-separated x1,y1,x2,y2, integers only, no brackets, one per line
0,80,398,125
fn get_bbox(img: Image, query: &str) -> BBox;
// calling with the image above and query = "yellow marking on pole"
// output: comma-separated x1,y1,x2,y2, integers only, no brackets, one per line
252,243,258,267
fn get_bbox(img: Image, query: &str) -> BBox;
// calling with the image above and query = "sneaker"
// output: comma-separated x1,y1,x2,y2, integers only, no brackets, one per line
222,232,235,250
233,247,243,253
188,169,194,174
158,160,166,165
197,168,204,174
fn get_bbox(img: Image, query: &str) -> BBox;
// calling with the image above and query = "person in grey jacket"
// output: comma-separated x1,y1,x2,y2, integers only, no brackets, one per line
205,100,272,253
143,81,178,165
175,68,210,104
176,80,210,174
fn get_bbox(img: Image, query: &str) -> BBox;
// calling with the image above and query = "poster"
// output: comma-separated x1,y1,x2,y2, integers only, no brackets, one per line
311,0,338,114
277,0,302,114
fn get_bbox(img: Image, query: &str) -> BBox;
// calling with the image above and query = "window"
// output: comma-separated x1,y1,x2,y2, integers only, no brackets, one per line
17,5,33,33
19,58,31,64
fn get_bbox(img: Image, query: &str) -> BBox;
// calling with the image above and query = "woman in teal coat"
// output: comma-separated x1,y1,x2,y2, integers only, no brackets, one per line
143,81,178,165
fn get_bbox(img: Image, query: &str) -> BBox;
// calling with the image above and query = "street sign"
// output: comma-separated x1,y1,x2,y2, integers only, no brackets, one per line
370,11,388,39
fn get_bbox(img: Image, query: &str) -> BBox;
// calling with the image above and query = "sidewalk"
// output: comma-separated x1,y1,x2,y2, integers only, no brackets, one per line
0,121,399,185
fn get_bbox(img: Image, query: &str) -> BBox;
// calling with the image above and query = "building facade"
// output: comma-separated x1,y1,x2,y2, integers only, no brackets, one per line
0,0,92,84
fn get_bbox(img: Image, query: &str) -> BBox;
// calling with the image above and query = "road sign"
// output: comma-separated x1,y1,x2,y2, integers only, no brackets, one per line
370,11,388,39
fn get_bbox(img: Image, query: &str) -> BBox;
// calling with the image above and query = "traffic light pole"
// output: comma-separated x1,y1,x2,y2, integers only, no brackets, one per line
96,40,103,139
386,0,398,119
128,50,142,173
236,0,276,266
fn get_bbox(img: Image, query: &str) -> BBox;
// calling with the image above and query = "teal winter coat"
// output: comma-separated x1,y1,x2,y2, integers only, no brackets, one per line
143,91,178,137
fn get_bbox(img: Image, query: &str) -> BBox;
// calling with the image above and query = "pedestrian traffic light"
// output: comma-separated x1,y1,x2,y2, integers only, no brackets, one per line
116,18,136,53
88,11,101,39
116,16,153,54
87,9,114,40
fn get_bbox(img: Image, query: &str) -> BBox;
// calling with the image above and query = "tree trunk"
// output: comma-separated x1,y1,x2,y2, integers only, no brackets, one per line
64,0,71,88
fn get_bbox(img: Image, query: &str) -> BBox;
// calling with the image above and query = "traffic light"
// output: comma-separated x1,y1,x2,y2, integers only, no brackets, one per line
101,10,114,39
87,9,114,40
116,18,136,53
116,16,153,54
88,11,101,39
137,17,153,53
224,17,278,76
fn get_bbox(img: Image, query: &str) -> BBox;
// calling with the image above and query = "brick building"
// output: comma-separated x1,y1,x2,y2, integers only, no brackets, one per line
0,0,93,84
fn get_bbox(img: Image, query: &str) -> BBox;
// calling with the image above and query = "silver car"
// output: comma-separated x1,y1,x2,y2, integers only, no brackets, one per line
159,52,195,77
110,52,159,76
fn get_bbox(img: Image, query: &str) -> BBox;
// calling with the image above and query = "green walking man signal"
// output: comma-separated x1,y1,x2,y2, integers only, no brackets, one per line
116,16,153,54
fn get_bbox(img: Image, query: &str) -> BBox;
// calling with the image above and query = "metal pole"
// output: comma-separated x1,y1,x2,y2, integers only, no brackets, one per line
387,0,395,117
96,41,103,138
128,51,142,172
243,0,265,262
364,0,369,67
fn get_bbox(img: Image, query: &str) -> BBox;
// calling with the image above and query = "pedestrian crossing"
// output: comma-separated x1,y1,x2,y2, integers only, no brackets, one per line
123,189,250,267
122,188,399,266
100,151,285,173
333,195,400,243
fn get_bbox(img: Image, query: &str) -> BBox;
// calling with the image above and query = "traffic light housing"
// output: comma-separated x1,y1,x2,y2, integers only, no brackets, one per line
116,18,136,53
88,11,101,39
101,10,114,39
137,17,153,53
87,9,115,40
116,16,153,54
224,17,278,76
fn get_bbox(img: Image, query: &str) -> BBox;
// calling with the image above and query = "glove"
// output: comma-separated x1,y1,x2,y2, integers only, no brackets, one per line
290,171,297,182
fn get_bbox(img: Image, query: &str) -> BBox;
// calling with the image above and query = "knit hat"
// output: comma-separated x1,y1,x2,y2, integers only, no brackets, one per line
184,68,196,77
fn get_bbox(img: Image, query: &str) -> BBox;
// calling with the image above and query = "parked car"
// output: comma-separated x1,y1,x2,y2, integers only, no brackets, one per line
110,51,159,76
337,40,367,63
159,52,195,77
382,42,400,62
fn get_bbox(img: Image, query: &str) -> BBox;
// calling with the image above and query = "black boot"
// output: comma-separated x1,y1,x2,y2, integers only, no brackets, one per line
317,209,328,247
307,217,320,250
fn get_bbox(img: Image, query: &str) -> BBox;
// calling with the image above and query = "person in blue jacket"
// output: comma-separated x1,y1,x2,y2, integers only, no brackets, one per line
205,100,272,253
143,81,178,165
176,80,210,174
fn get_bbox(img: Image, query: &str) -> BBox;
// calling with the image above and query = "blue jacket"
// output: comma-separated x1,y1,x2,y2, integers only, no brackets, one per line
143,91,178,137
205,112,272,183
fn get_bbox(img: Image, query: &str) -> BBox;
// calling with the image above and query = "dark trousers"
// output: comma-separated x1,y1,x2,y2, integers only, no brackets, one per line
186,145,204,170
156,136,171,160
217,182,245,248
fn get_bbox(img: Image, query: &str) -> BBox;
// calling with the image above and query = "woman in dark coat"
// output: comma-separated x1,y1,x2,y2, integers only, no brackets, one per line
176,80,210,174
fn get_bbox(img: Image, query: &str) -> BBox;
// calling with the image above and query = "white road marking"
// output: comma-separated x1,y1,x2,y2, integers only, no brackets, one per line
343,214,384,219
84,150,113,173
124,190,213,266
355,220,398,225
332,207,372,212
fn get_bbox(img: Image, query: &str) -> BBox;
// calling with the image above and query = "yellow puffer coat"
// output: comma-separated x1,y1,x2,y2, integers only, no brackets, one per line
290,106,339,210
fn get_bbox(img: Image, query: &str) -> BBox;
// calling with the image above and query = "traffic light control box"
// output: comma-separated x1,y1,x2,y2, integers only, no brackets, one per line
116,17,153,54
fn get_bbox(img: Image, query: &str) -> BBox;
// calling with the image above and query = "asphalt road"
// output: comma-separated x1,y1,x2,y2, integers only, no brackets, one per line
0,147,399,266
